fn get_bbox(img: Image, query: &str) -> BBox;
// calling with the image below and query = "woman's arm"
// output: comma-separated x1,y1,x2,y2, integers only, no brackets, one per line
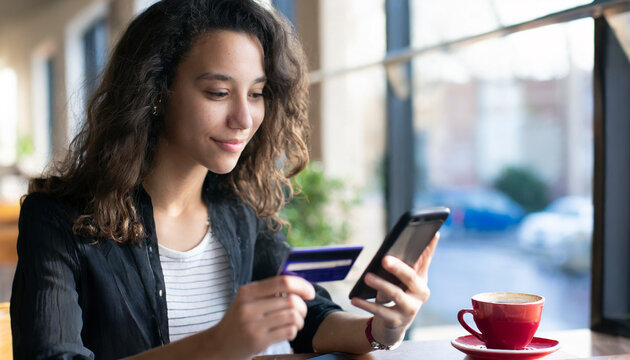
11,194,93,360
312,234,440,354
311,312,373,354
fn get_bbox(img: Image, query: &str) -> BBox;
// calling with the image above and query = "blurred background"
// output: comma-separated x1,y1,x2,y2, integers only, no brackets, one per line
2,0,628,342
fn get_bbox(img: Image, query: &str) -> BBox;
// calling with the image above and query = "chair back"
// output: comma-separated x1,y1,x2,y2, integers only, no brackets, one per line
0,302,12,359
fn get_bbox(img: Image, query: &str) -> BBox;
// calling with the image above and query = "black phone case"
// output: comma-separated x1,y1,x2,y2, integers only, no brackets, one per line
348,207,450,300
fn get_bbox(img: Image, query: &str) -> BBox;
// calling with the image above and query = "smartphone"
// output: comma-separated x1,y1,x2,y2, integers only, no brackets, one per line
348,207,450,300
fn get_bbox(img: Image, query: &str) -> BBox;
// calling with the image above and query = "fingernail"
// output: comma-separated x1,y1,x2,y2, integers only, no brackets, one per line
384,256,393,267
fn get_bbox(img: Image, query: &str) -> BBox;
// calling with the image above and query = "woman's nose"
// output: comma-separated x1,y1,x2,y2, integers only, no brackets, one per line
227,95,253,130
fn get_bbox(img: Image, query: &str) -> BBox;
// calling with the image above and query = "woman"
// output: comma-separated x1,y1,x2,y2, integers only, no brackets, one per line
11,0,438,359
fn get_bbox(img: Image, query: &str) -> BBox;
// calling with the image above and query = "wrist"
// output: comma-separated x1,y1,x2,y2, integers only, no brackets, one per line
365,317,404,351
202,325,242,360
200,326,223,358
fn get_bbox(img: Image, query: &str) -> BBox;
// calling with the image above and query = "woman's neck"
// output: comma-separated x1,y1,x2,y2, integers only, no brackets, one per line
142,140,208,216
142,139,212,252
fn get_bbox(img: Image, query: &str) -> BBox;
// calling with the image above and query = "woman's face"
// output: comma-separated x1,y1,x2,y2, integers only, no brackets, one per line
162,30,266,174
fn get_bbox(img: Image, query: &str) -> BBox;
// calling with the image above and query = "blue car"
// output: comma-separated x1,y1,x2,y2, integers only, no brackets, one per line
414,188,525,232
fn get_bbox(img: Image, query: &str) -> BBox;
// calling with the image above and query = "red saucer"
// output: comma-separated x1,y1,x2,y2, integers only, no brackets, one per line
451,335,560,360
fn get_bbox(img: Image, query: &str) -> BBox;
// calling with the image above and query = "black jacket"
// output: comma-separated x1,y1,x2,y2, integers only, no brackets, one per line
10,174,341,359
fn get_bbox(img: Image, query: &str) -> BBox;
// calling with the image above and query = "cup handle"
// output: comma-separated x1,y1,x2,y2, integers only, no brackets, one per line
457,309,484,342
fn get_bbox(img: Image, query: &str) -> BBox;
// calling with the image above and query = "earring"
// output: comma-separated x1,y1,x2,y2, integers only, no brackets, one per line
152,98,162,116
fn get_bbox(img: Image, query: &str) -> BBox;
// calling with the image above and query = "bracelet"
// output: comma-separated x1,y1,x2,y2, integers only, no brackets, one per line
365,317,402,351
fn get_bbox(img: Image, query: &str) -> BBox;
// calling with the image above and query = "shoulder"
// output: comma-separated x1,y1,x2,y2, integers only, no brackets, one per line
22,191,67,211
18,193,82,256
20,192,77,228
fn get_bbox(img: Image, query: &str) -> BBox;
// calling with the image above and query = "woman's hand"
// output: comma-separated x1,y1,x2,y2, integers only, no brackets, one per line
211,275,315,359
350,233,440,347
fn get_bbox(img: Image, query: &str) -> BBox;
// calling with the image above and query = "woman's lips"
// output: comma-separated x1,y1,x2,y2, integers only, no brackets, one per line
213,138,245,153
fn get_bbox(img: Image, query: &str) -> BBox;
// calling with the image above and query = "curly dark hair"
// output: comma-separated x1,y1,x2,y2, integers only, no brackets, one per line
28,0,310,244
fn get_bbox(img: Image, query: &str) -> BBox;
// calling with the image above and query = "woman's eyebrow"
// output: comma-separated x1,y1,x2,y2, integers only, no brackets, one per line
195,72,267,84
196,72,232,81
253,75,267,84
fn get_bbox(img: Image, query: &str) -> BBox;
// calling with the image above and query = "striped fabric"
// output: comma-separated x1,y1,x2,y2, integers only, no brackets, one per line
158,230,234,342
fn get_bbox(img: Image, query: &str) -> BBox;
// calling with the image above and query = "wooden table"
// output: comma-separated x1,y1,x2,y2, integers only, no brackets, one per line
253,329,630,359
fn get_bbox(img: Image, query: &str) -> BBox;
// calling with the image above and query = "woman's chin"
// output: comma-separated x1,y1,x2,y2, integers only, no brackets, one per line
207,162,239,175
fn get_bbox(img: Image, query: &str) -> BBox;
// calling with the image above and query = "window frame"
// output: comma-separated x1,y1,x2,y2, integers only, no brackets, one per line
385,0,415,229
591,2,630,336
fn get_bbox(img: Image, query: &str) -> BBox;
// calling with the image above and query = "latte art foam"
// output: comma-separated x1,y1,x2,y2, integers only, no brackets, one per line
474,292,543,304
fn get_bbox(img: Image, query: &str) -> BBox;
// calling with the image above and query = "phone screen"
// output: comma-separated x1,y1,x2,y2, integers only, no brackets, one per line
387,220,442,267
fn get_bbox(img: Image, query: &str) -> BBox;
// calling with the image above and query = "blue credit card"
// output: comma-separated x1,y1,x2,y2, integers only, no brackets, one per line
279,245,363,283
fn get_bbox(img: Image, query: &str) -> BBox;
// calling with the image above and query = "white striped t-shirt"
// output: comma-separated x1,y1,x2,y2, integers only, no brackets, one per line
158,230,234,342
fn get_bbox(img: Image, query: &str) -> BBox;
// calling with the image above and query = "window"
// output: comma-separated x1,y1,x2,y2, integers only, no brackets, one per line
134,0,160,14
310,1,616,336
379,0,599,336
31,43,56,166
64,1,109,140
45,59,56,156
410,17,594,334
82,18,108,106
592,5,630,337
272,0,296,23
0,67,18,166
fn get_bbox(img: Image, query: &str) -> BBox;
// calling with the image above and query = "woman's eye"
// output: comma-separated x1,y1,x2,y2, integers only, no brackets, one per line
250,92,264,99
206,91,228,98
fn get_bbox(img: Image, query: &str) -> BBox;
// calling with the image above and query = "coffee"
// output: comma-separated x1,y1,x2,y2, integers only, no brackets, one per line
493,301,525,304
475,292,541,304
457,292,544,350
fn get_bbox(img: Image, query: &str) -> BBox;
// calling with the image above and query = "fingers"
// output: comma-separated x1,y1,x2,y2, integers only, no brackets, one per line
350,296,396,322
267,322,300,343
376,254,429,304
366,272,421,316
351,252,434,319
233,276,311,324
237,275,315,302
232,309,303,354
382,256,422,295
237,293,307,321
221,277,312,355
265,307,305,333
245,306,306,346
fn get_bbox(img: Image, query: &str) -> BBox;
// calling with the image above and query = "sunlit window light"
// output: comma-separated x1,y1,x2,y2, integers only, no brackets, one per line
0,66,18,166
606,11,630,62
133,0,160,15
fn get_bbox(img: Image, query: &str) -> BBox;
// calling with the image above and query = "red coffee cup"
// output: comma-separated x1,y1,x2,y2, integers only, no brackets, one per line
457,292,544,350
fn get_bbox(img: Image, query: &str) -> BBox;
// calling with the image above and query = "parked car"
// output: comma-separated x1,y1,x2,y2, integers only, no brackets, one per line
517,196,593,273
414,187,525,232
